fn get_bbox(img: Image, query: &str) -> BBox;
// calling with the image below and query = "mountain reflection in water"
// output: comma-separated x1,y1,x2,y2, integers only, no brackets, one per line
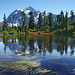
1,35,75,57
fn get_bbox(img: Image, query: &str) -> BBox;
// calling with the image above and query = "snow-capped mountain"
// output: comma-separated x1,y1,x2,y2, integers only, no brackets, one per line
7,9,24,27
7,6,57,27
24,6,40,23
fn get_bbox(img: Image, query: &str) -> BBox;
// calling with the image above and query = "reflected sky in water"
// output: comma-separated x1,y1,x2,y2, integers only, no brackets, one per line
0,35,75,57
0,35,75,75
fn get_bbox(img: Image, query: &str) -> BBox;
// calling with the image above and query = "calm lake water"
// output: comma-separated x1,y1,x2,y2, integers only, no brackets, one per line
0,34,75,75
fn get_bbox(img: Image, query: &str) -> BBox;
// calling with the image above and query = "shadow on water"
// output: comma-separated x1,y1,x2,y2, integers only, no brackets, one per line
0,35,75,75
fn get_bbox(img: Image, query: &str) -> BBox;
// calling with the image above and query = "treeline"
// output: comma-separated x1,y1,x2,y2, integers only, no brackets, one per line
2,10,75,34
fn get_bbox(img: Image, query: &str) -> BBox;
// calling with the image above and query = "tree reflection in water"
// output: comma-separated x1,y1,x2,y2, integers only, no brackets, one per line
2,35,75,56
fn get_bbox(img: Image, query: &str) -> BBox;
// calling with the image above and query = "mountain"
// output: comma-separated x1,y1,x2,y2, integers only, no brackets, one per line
0,22,3,29
7,9,23,27
0,22,3,26
24,6,40,23
7,6,57,27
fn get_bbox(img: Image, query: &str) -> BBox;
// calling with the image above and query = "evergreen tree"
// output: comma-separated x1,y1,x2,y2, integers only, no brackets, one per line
60,10,64,21
70,10,74,23
65,11,68,31
29,12,34,29
20,22,23,32
43,11,46,27
38,12,43,29
43,11,49,30
3,13,8,30
45,16,49,26
57,11,65,29
12,21,14,28
21,11,27,32
60,11,65,28
21,11,27,27
57,15,61,24
48,12,53,29
62,15,65,28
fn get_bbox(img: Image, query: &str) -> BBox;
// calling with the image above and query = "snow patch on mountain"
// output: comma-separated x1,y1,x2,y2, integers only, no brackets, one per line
7,6,57,27
8,23,17,27
17,9,24,12
25,10,31,14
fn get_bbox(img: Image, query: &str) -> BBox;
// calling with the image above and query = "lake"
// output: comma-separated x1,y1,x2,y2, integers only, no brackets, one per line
0,34,75,75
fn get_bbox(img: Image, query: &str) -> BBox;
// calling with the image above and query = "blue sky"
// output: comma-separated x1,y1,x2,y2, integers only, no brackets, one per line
0,0,75,21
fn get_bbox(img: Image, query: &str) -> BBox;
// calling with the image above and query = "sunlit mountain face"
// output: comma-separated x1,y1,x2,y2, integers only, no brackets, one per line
7,6,57,27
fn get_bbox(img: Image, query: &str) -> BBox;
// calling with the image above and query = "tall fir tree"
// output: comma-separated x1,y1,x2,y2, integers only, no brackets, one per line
65,11,68,31
62,15,65,28
43,11,49,30
43,11,46,27
20,22,23,32
38,12,43,29
60,10,65,28
21,11,27,26
12,21,14,28
45,16,49,26
3,13,8,30
21,11,27,32
57,15,61,24
60,10,64,21
48,12,53,29
29,12,34,29
70,10,74,23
